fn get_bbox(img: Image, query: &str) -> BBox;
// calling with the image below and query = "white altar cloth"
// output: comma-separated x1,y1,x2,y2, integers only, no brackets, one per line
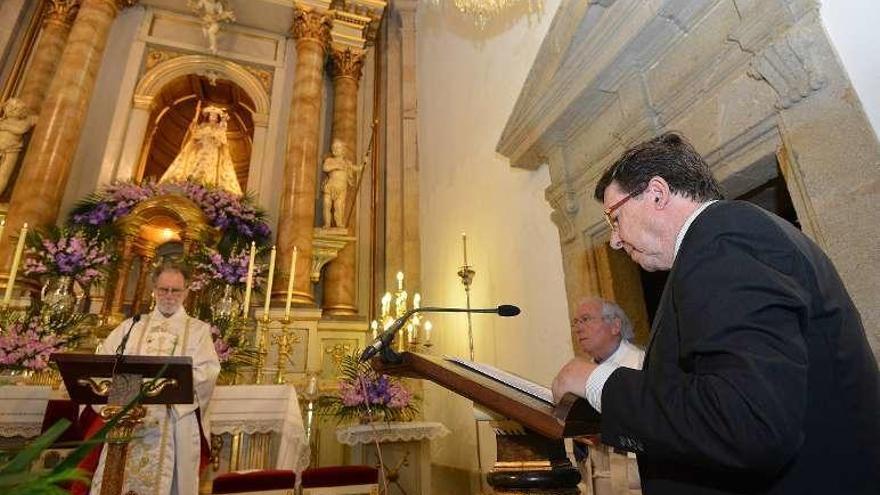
336,421,449,446
0,384,310,475
0,385,68,438
207,384,310,473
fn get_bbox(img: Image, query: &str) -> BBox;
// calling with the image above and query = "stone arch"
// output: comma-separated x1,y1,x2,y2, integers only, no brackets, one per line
134,55,270,122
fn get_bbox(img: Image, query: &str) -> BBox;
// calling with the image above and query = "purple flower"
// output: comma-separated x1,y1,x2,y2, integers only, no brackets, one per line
24,230,111,285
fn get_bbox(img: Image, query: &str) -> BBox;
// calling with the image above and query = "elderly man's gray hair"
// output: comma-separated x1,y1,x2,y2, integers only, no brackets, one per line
600,300,634,341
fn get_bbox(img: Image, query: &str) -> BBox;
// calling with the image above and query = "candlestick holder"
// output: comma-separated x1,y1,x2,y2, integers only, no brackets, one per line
272,324,301,384
457,264,476,361
253,318,269,384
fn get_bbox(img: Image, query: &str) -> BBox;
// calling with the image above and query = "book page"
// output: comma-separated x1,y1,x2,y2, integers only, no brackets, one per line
445,356,554,405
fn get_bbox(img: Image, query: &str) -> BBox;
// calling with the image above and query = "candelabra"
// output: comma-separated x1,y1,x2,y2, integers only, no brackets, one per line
272,322,301,384
372,271,432,353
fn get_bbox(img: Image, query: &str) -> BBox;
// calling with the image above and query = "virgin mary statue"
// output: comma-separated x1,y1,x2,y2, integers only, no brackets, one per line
159,104,243,195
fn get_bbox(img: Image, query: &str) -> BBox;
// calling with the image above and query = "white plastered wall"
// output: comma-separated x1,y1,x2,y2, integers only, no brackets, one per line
415,0,568,488
820,0,880,137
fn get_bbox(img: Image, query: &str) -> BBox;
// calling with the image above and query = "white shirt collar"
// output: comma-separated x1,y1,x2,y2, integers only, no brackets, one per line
597,338,628,364
673,200,718,261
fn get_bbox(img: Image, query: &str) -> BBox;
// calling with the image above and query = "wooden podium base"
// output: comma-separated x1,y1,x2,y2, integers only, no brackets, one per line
485,422,581,495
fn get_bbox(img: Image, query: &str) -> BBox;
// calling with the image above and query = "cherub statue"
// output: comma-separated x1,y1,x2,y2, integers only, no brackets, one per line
159,103,243,196
0,98,37,194
188,0,236,54
321,139,364,229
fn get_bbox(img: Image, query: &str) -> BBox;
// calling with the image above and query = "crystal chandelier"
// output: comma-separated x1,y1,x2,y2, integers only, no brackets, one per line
431,0,542,29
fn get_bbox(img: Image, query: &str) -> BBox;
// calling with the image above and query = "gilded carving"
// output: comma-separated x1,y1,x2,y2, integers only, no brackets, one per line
145,49,188,72
291,7,332,47
331,0,386,44
243,65,273,93
44,0,80,27
329,47,365,81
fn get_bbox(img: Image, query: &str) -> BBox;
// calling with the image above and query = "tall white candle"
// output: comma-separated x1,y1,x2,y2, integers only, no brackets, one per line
263,245,276,317
397,271,403,291
3,223,28,305
242,241,256,317
284,246,298,320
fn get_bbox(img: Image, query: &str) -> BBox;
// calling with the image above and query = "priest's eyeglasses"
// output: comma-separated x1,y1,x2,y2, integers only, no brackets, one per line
156,287,185,295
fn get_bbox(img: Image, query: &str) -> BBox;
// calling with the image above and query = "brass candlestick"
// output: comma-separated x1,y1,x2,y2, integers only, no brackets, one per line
272,326,301,384
253,317,270,384
457,263,476,361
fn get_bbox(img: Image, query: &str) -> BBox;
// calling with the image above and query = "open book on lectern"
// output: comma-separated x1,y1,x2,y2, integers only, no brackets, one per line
373,351,600,439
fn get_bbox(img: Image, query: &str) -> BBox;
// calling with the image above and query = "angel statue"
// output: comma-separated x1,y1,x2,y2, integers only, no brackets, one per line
159,103,243,196
0,98,37,194
321,139,365,229
188,0,236,54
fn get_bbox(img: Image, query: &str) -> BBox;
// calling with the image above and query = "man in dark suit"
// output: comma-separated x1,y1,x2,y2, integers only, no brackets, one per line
551,132,880,494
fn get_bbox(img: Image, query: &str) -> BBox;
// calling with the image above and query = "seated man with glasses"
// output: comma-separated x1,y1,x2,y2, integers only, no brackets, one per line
570,297,643,369
88,260,221,495
568,297,644,490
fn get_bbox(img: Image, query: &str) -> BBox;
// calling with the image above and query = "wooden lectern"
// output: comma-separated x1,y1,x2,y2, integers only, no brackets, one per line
375,351,601,494
52,353,194,495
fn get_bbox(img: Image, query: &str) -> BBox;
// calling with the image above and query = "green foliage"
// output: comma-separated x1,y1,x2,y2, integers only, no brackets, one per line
0,365,169,493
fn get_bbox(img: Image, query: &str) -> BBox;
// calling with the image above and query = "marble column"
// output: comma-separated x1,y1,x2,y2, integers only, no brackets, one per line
0,0,137,280
274,6,331,306
323,47,365,315
17,0,81,113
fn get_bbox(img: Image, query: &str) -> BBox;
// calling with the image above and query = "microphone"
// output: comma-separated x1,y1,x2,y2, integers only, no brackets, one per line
359,305,521,363
115,314,142,357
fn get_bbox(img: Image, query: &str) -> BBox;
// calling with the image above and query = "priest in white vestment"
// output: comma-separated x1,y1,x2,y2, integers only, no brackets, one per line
90,261,221,495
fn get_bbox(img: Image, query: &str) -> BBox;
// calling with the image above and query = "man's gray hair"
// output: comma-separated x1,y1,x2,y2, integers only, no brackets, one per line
600,300,635,341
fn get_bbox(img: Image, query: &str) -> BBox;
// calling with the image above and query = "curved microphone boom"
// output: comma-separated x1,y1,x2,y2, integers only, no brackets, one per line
359,304,520,363
115,313,142,357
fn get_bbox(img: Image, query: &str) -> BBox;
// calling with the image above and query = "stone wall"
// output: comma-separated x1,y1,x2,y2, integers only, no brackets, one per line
498,0,880,358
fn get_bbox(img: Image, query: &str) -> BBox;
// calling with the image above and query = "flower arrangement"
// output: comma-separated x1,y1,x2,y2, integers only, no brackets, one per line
0,305,90,372
22,227,112,286
189,246,264,292
320,351,419,424
68,180,272,248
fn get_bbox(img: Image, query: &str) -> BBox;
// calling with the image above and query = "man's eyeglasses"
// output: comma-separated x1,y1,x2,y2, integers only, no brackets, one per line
603,185,647,232
603,193,636,232
156,287,186,296
570,315,604,328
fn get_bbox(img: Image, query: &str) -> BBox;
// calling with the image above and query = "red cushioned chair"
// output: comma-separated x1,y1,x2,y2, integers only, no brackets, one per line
212,465,379,495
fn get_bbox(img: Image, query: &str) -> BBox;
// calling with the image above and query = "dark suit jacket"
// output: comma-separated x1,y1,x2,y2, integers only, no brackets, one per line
600,201,880,494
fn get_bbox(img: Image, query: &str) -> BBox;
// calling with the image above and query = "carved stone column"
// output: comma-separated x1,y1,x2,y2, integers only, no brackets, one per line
274,5,331,307
322,47,365,315
17,0,81,113
0,0,137,281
